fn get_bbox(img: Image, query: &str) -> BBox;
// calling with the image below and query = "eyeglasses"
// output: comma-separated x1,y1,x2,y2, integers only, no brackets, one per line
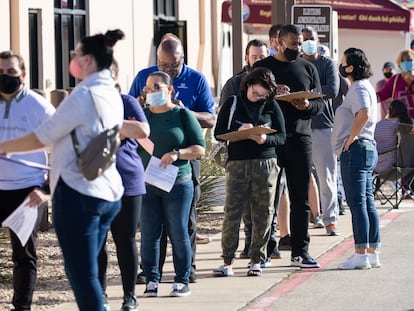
142,83,167,93
158,62,182,71
251,87,269,99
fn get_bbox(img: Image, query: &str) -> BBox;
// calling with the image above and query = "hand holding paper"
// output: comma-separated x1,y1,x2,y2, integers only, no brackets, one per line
2,197,39,247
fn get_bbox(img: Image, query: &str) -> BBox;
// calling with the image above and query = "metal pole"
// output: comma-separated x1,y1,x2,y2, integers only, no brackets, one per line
273,0,296,26
232,0,243,75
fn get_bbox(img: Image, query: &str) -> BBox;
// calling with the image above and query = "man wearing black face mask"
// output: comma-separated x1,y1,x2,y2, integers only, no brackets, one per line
254,24,325,269
0,50,55,311
376,61,396,119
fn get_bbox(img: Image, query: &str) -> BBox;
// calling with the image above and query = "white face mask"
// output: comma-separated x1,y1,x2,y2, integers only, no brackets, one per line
146,91,166,107
302,40,318,56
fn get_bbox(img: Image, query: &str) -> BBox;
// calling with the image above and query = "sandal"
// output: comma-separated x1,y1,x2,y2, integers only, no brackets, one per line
247,263,262,276
212,265,234,277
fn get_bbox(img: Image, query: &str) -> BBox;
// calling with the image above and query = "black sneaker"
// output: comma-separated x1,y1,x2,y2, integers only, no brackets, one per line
143,281,158,297
121,295,138,311
278,235,291,250
136,271,146,284
291,255,320,268
189,271,197,283
170,282,191,297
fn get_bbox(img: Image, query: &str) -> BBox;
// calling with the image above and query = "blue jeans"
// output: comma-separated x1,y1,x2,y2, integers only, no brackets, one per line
52,178,121,311
141,176,193,284
340,140,381,249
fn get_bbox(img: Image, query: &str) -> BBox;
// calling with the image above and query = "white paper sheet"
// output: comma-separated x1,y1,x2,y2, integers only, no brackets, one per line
2,197,38,246
144,156,178,192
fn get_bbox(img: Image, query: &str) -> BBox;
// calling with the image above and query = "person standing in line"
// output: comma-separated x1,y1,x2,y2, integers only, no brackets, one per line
375,61,396,119
219,39,268,109
0,50,55,311
301,27,340,236
377,49,414,119
254,24,325,268
0,30,126,310
213,67,286,277
268,24,282,56
129,34,215,283
218,38,271,260
139,71,205,297
98,59,150,311
332,47,381,270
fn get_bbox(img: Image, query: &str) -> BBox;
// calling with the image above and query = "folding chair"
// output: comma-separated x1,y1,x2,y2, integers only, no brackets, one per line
373,123,414,209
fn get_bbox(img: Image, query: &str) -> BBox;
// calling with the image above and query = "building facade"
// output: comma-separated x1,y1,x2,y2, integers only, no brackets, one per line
0,0,222,97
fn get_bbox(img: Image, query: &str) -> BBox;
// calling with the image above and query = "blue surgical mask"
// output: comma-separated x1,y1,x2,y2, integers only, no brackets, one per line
146,91,166,107
302,40,318,56
400,60,414,73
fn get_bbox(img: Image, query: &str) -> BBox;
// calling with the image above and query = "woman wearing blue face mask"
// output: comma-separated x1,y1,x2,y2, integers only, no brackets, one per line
377,49,414,119
138,71,205,298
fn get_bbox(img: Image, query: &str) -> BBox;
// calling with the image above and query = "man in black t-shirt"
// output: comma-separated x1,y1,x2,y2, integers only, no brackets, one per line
254,24,324,268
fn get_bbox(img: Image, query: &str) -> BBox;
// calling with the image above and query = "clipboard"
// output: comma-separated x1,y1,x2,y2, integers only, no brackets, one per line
276,91,325,102
216,126,276,142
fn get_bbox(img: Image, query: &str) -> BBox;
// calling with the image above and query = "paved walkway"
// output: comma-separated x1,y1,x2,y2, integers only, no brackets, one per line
49,199,413,311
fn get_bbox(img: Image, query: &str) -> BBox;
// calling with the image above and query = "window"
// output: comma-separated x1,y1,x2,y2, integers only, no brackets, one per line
54,1,86,89
29,10,40,89
153,0,188,63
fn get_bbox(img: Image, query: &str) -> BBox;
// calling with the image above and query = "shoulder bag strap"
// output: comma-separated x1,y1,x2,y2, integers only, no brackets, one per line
392,74,399,99
70,88,105,156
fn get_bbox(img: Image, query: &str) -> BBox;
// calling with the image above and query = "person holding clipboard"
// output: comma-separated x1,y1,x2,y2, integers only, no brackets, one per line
254,24,325,269
213,67,285,277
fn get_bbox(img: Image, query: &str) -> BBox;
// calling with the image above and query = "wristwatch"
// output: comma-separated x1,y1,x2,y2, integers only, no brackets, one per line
173,149,181,160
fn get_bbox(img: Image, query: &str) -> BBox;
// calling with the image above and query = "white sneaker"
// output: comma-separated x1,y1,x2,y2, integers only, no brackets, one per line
368,252,381,268
313,216,324,229
338,253,371,270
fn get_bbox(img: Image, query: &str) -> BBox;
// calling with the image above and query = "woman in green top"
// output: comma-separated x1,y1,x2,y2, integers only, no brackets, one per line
139,71,205,298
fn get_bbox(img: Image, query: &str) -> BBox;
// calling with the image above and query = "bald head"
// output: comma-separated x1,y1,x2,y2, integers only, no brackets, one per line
157,39,184,59
157,38,185,79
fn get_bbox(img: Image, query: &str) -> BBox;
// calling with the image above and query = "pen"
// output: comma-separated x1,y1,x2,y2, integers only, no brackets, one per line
235,120,244,125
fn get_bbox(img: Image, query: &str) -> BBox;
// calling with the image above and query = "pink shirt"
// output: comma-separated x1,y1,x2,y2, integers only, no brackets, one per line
377,74,414,118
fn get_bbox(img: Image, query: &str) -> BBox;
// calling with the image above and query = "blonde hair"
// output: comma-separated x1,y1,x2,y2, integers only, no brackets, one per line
396,49,414,70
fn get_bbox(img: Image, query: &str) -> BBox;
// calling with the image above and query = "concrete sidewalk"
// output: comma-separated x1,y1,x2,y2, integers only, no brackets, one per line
49,200,405,311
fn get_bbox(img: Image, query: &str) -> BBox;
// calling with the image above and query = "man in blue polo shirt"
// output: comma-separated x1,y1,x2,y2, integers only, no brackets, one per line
129,34,215,284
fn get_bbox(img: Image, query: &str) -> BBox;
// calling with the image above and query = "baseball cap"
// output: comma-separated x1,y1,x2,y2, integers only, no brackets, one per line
383,61,395,70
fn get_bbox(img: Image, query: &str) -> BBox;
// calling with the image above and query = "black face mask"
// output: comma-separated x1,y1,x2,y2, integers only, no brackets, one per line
0,74,22,94
284,47,300,62
384,72,393,79
339,64,351,78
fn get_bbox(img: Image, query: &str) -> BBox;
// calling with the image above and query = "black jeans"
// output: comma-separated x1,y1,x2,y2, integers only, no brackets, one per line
98,195,142,297
277,136,312,258
0,187,39,311
159,159,200,276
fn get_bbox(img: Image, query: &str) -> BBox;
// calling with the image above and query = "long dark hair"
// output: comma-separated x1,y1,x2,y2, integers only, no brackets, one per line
343,48,373,81
388,99,412,124
80,29,125,71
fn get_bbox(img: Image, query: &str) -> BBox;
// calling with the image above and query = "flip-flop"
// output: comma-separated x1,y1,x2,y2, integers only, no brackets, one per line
212,265,234,277
247,264,262,276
